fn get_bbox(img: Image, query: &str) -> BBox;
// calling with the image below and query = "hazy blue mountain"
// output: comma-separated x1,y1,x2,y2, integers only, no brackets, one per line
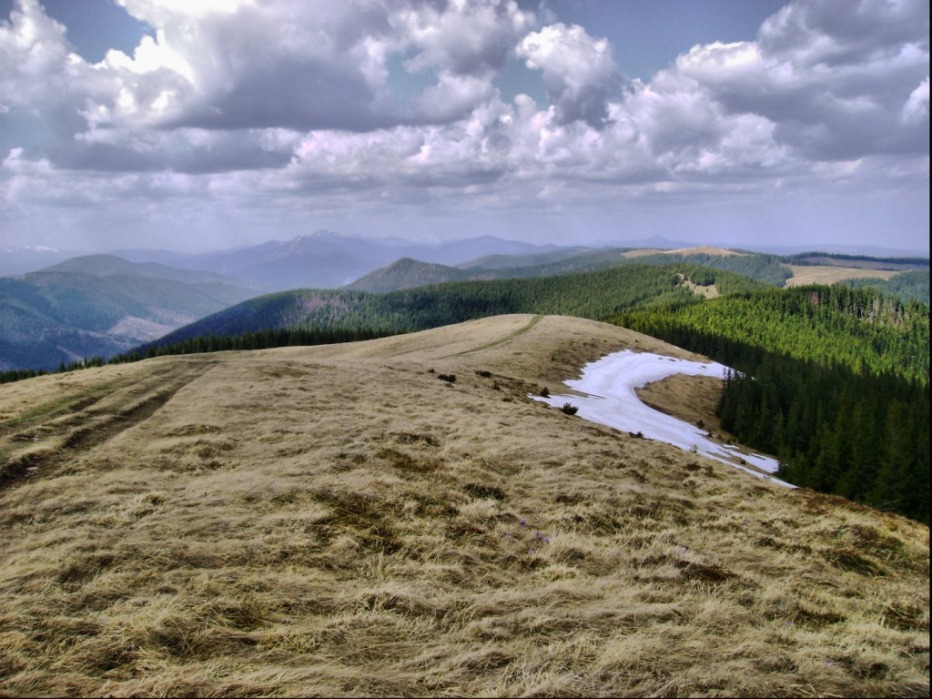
155,231,567,292
0,256,257,371
0,246,75,276
38,254,257,287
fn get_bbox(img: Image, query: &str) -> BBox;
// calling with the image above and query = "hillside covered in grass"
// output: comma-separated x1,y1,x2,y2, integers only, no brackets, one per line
22,260,931,523
0,315,927,696
109,264,932,524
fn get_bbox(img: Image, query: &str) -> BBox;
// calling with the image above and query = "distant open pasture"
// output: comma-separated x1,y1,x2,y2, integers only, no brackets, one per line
785,265,901,287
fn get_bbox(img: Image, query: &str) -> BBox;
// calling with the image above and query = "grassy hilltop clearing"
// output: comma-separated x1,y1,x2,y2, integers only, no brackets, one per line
0,315,928,697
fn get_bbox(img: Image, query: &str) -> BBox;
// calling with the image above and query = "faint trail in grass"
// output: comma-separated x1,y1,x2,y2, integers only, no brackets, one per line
447,315,544,357
0,359,213,490
0,378,127,440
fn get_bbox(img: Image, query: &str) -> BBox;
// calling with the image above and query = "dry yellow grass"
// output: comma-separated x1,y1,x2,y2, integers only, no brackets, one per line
662,246,746,257
621,246,744,259
785,265,901,287
0,315,928,697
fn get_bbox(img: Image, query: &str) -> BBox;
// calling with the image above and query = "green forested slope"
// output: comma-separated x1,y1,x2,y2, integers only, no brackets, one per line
614,285,928,383
146,263,764,350
613,285,930,522
839,271,930,305
635,252,793,287
347,248,794,293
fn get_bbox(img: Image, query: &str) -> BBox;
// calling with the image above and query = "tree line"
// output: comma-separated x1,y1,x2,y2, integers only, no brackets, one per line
613,284,930,522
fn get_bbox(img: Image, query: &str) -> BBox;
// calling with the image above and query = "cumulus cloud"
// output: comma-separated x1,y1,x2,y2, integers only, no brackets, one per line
0,0,927,252
394,0,533,77
0,0,72,111
675,0,930,159
516,22,620,129
98,0,535,132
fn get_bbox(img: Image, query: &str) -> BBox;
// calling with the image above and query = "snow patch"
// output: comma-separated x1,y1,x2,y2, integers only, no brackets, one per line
531,349,794,488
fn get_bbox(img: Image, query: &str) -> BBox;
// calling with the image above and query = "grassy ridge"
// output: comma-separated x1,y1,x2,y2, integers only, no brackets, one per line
0,316,927,697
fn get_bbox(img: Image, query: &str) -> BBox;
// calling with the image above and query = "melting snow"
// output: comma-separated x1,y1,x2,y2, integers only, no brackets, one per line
531,350,795,488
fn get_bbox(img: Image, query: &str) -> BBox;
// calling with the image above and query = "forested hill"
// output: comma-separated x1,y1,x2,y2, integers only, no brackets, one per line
346,248,794,293
614,284,929,384
783,252,929,271
134,263,765,353
838,270,930,305
0,267,255,372
613,285,930,522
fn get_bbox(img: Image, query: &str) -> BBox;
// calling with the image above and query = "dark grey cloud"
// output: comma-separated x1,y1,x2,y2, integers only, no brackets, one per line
48,132,294,174
175,57,391,133
759,0,929,66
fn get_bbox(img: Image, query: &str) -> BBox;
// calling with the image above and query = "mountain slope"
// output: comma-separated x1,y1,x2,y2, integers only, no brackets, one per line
345,257,474,292
346,247,794,293
0,258,257,371
349,246,930,297
150,264,764,351
173,232,564,291
39,254,251,287
0,315,927,696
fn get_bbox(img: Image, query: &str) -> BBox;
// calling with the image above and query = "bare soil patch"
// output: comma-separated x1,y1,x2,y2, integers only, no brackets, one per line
636,373,735,442
664,246,746,257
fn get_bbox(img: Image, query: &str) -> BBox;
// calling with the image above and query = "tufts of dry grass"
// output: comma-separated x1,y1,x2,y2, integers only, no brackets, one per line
0,315,927,697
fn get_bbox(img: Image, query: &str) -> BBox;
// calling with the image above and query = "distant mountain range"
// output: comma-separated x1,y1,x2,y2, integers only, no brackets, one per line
119,232,568,292
5,232,928,286
2,232,928,372
0,255,256,371
0,246,75,276
0,235,576,371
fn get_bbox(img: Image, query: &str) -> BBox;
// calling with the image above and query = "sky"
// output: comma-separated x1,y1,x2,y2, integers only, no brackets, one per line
0,0,928,255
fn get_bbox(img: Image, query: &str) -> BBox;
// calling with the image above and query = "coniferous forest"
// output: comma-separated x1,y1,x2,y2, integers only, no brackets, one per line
614,284,930,523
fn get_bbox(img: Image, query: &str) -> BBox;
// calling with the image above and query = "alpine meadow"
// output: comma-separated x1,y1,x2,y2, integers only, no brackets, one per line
1,251,929,696
0,0,929,697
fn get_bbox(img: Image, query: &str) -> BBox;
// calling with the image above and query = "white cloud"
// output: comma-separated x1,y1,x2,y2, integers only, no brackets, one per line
395,0,533,76
516,22,620,128
0,0,927,252
0,0,72,111
902,76,929,123
675,0,930,159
